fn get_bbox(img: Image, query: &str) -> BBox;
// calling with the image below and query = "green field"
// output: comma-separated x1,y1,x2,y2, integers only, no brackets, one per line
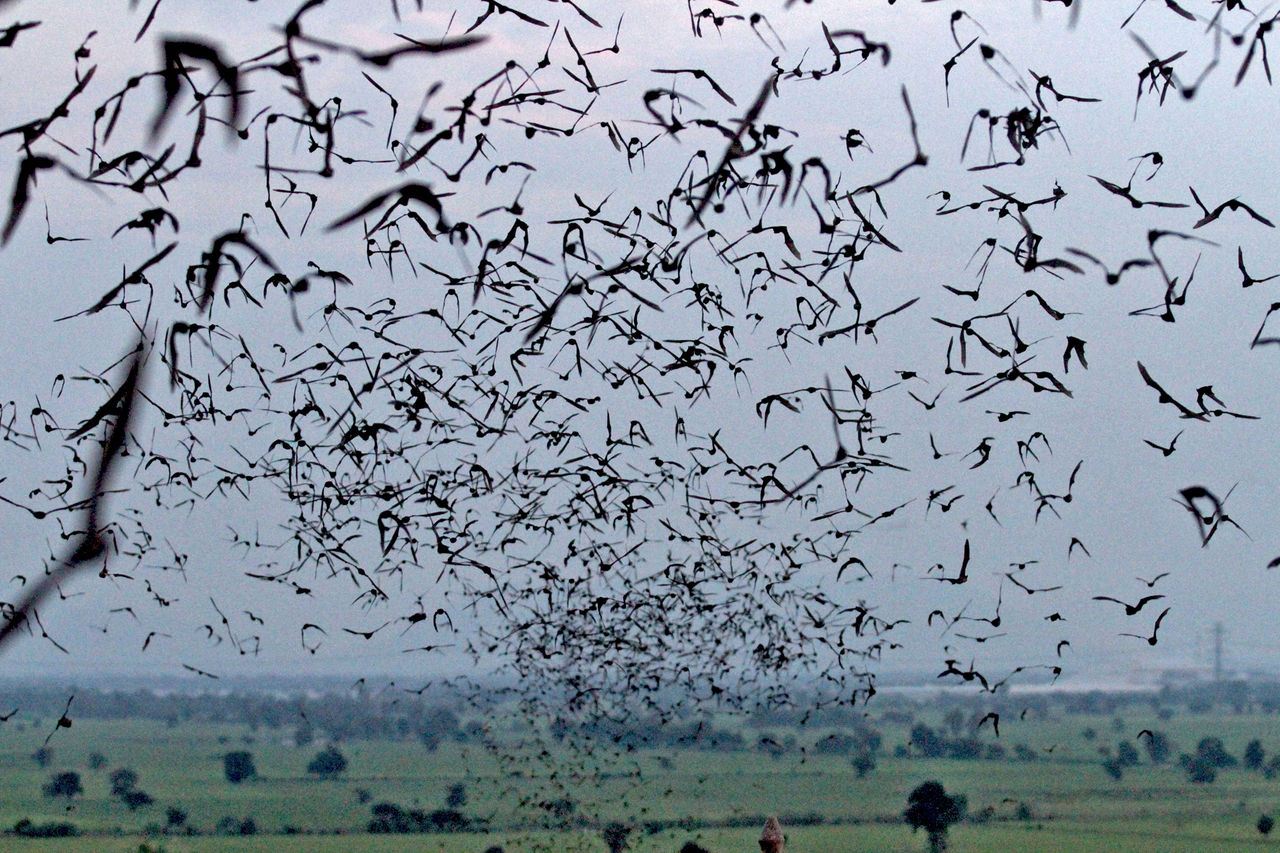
5,699,1280,852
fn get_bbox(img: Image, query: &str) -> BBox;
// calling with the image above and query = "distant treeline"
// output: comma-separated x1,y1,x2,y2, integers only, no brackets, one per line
6,678,1280,750
0,683,472,746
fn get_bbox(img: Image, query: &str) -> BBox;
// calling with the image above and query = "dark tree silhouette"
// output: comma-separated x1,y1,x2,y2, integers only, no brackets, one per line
445,782,467,809
601,821,632,853
1259,814,1274,836
120,788,155,811
1116,741,1140,767
851,746,877,778
1142,730,1172,765
1183,755,1217,784
41,771,82,799
1194,737,1237,768
306,744,348,778
109,767,138,797
1245,739,1265,770
905,781,965,853
222,751,256,784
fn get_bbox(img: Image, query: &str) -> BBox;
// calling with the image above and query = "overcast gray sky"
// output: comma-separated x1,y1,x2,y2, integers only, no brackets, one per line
2,0,1280,696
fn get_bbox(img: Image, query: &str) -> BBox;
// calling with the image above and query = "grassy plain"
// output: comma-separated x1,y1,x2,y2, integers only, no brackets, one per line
4,702,1280,852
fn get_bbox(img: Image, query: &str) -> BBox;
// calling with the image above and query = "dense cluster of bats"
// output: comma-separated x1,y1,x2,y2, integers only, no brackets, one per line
0,0,1277,751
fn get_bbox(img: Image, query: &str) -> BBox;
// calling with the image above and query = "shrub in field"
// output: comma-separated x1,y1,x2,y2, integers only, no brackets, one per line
1182,755,1217,784
13,818,78,838
88,751,107,770
446,782,467,809
307,744,348,778
1142,730,1172,765
369,803,415,834
425,809,470,832
216,816,257,835
910,725,946,759
1195,737,1237,768
602,821,632,853
41,771,82,799
110,767,139,796
814,731,856,754
367,802,474,833
222,751,256,784
165,806,187,828
31,747,52,767
120,789,155,811
1259,814,1275,836
541,796,577,821
1116,741,1140,767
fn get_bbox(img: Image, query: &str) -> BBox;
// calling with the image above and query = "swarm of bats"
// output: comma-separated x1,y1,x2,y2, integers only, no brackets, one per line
0,0,1278,735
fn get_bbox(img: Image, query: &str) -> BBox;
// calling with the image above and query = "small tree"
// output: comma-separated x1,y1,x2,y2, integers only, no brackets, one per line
446,782,468,809
1195,737,1237,768
223,751,256,784
905,781,965,853
217,816,257,835
1245,739,1266,770
601,821,632,853
307,744,348,778
1142,730,1172,765
87,752,107,770
109,768,139,797
1259,814,1274,836
41,771,83,799
120,789,154,811
31,747,52,768
1183,755,1217,784
851,746,877,778
910,724,946,759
